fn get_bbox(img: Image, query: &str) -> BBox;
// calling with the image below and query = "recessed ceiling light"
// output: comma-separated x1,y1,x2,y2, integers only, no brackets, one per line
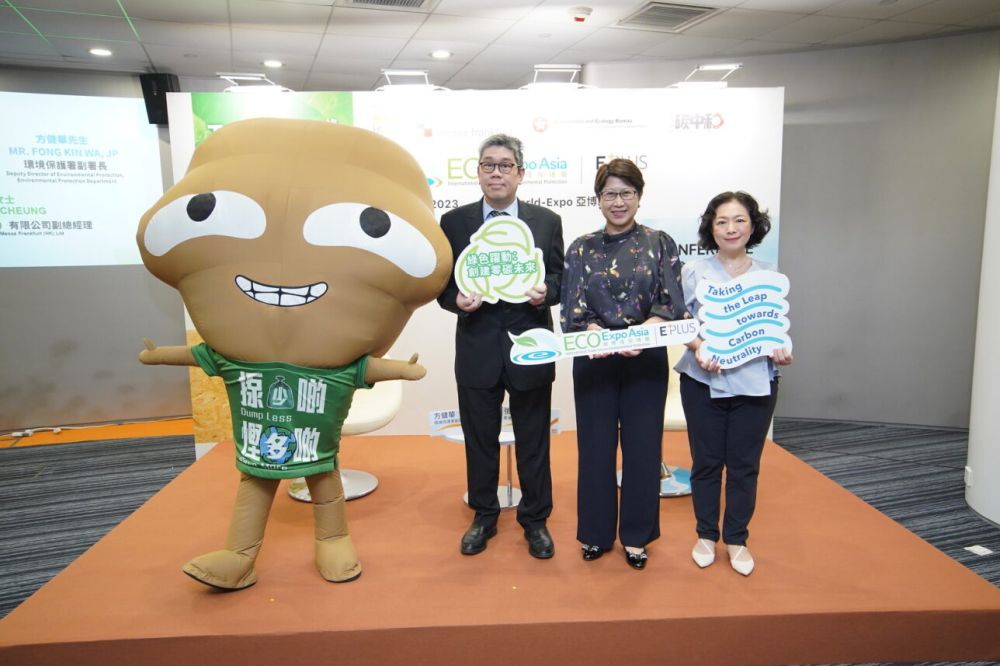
263,59,283,68
89,48,112,57
430,49,452,60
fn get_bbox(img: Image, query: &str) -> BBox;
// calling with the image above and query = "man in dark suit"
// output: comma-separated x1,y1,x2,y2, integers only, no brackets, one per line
437,134,564,559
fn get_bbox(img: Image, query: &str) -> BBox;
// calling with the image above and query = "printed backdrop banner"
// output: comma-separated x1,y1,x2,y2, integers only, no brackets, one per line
164,87,784,444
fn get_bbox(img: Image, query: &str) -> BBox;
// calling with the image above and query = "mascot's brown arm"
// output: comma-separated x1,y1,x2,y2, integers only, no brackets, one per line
139,338,197,366
365,354,425,383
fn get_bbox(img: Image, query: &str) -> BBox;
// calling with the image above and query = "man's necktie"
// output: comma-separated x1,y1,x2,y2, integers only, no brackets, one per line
487,210,509,218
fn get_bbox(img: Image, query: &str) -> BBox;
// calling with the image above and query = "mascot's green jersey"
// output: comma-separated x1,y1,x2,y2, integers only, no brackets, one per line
192,344,370,479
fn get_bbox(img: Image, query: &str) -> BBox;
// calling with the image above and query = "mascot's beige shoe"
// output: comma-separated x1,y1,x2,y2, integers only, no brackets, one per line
315,536,362,583
183,550,258,590
183,473,277,590
307,471,362,583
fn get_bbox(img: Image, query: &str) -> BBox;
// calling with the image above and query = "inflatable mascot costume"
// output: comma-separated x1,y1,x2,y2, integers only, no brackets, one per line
136,118,452,589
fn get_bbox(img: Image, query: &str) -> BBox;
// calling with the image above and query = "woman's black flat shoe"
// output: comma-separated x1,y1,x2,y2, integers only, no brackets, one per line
624,548,648,570
581,544,606,561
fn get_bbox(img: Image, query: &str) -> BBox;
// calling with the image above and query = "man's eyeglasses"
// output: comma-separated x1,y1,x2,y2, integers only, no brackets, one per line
479,162,520,174
600,189,638,202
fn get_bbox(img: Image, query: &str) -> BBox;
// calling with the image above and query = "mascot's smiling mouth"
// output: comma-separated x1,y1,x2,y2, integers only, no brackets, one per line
235,275,328,307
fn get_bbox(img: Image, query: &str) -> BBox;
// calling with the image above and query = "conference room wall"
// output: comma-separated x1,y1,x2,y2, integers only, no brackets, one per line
586,30,1000,428
0,66,189,432
2,28,997,433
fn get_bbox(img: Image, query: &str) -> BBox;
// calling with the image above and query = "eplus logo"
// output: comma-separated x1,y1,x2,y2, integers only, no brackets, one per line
596,154,648,169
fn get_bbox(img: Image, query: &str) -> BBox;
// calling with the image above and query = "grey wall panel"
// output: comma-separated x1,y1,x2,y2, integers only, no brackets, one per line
0,68,188,432
0,266,189,430
585,31,1000,427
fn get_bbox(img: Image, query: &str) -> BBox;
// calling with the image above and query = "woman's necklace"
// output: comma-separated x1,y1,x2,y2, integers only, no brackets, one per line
718,253,752,278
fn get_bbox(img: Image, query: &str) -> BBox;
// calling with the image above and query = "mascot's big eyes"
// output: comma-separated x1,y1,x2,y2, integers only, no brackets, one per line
302,202,438,278
143,190,266,257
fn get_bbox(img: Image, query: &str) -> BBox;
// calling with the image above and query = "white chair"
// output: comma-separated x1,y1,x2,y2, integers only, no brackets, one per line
664,344,687,431
288,378,403,502
659,344,692,496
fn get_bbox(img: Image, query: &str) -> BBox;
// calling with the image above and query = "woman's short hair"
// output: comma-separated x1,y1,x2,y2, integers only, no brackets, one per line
697,191,771,251
479,134,524,168
594,158,644,198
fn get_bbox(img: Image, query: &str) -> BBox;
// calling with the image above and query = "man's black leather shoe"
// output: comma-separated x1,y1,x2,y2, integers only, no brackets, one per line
524,526,555,559
461,522,497,555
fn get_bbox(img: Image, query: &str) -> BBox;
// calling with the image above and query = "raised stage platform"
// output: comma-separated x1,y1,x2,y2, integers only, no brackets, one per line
1,432,998,664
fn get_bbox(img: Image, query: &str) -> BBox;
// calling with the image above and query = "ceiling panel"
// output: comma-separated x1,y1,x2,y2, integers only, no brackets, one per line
410,13,514,42
468,42,572,67
122,0,230,23
0,31,61,56
47,36,148,60
0,7,33,32
0,0,996,91
326,7,427,38
433,0,536,21
20,9,137,40
895,0,1000,25
142,44,234,76
637,33,745,58
315,33,408,60
823,19,935,45
757,14,875,43
963,11,1000,28
392,38,484,64
133,20,231,49
231,50,317,71
684,9,808,39
570,26,675,55
229,0,332,32
718,38,817,55
494,20,600,50
231,27,325,54
819,0,937,20
737,0,838,11
13,1,122,12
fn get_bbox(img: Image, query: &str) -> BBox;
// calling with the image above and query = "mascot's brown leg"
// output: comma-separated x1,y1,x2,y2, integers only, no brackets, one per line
306,470,362,583
182,473,278,590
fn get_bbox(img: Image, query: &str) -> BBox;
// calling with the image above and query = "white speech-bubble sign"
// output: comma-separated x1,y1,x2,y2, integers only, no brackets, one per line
454,216,545,304
694,269,792,369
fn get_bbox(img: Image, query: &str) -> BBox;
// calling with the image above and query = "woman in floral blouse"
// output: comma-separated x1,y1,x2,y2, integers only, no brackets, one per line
560,158,688,570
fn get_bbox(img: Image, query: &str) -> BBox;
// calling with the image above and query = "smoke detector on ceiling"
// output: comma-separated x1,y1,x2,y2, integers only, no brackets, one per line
569,6,593,23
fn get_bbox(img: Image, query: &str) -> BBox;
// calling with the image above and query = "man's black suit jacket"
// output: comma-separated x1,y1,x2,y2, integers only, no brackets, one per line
437,199,564,391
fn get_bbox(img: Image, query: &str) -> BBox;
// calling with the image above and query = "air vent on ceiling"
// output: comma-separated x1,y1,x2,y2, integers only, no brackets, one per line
617,2,721,33
338,0,430,8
